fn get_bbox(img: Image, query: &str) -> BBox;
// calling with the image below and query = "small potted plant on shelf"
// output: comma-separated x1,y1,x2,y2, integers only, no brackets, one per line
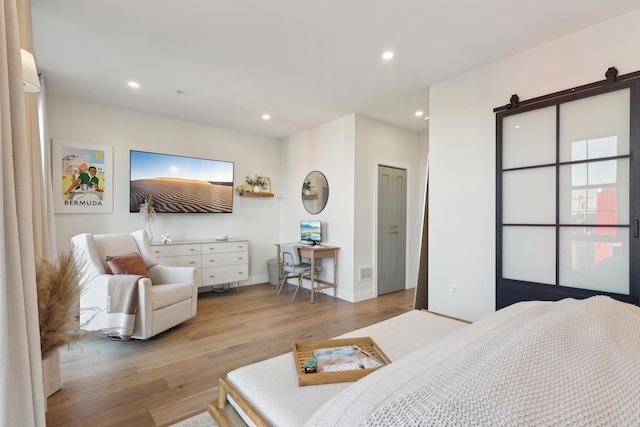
245,175,266,193
302,180,313,196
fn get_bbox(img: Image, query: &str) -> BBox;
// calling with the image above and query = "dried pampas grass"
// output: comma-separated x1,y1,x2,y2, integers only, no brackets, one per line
37,251,94,358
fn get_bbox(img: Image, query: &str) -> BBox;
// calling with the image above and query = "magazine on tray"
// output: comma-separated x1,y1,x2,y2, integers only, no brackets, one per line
312,345,386,372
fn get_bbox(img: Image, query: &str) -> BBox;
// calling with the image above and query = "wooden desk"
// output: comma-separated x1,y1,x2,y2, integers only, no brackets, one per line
276,243,339,303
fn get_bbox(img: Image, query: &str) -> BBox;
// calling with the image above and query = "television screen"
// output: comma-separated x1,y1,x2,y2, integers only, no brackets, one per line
130,150,234,213
300,220,322,244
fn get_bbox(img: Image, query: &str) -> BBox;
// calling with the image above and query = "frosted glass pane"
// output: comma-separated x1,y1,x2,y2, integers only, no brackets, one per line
559,227,629,294
503,106,556,169
503,167,555,224
503,226,555,284
559,89,630,162
559,159,629,225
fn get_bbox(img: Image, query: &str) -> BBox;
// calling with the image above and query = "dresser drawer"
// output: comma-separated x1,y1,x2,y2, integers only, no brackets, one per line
202,251,248,267
151,240,248,291
152,244,200,257
156,254,201,268
201,265,248,286
202,241,248,254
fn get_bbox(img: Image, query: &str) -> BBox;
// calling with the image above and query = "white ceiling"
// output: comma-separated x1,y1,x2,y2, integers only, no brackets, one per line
31,1,640,139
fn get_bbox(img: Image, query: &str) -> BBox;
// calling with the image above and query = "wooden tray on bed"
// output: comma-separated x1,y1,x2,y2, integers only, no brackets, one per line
293,337,391,386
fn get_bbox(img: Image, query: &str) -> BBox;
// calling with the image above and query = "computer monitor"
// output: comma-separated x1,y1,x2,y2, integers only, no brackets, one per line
300,220,322,245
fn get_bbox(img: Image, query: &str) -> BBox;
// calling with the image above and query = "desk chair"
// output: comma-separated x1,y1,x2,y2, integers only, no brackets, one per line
277,244,321,301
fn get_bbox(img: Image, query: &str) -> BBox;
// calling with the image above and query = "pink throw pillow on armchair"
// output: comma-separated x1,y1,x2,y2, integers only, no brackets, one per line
105,252,150,278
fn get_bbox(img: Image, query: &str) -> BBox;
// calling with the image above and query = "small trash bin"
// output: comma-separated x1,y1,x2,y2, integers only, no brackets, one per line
267,258,279,285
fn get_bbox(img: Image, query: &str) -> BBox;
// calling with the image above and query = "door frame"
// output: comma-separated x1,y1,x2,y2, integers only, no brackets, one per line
373,159,412,297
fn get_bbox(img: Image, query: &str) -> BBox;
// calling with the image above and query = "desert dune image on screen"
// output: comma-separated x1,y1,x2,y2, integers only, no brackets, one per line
130,150,234,213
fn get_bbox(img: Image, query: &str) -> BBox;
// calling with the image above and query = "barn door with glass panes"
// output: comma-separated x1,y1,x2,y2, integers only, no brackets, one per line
495,69,640,309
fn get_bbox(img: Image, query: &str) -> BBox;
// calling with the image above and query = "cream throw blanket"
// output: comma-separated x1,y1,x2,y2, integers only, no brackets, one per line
105,275,139,340
306,296,640,426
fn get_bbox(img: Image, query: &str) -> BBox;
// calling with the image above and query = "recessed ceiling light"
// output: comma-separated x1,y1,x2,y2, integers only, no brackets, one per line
415,111,424,117
128,81,140,89
423,116,430,121
262,114,271,120
382,51,394,60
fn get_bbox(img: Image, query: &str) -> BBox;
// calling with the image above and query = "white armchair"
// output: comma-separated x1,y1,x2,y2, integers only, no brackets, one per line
71,230,197,340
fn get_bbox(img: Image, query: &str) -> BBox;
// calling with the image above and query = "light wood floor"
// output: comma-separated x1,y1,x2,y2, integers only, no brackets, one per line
46,283,416,427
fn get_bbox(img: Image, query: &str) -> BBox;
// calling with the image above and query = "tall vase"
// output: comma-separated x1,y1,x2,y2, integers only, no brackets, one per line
43,350,62,399
145,222,153,243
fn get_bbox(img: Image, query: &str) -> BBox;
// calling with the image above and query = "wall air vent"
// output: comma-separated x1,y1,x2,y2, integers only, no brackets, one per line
359,266,373,281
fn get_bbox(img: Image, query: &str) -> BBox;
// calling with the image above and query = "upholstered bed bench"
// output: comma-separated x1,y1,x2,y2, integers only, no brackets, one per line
209,309,469,427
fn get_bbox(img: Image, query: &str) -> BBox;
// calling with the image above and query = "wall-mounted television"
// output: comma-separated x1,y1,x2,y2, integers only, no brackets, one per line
300,220,322,245
130,150,234,213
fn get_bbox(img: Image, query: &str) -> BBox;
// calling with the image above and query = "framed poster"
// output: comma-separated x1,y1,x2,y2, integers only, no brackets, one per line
52,140,113,213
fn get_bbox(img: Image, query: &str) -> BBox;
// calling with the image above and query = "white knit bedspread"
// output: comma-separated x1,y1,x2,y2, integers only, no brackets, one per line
305,296,640,426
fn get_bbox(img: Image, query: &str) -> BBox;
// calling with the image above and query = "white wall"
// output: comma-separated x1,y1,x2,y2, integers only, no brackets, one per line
280,115,356,300
47,95,426,299
353,115,423,301
47,94,282,286
280,114,424,302
428,9,640,321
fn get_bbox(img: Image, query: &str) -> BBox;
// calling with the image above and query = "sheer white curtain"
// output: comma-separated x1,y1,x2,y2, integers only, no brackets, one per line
37,75,57,258
1,0,48,425
32,75,58,259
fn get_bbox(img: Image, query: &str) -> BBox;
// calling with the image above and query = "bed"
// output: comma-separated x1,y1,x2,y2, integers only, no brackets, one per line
210,296,640,426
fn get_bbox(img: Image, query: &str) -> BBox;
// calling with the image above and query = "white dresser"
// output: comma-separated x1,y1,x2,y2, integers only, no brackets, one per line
151,239,249,291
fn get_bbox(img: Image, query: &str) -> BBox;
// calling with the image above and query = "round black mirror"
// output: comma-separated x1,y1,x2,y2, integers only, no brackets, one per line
302,171,329,214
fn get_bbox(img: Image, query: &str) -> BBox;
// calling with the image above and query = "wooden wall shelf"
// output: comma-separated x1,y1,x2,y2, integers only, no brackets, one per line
239,192,274,197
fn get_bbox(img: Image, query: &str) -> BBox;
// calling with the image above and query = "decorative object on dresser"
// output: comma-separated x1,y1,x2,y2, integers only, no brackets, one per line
152,239,248,292
138,194,156,242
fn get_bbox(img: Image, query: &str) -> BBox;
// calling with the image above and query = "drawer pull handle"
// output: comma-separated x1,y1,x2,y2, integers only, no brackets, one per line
189,261,196,264
189,248,196,252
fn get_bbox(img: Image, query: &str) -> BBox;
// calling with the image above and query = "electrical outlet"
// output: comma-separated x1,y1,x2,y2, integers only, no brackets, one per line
450,283,459,297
